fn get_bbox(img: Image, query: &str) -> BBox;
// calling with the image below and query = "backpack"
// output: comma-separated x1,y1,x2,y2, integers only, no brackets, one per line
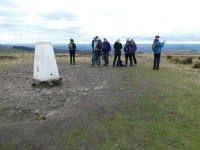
152,41,158,52
130,43,137,53
125,45,131,54
95,40,102,50
69,43,75,51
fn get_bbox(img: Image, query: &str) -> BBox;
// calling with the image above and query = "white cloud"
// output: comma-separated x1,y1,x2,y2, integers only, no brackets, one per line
0,0,200,43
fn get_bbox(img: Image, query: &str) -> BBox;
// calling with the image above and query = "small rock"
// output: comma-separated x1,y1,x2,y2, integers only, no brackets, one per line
81,92,87,96
34,109,40,114
94,85,103,90
39,114,46,120
46,110,59,118
84,88,89,91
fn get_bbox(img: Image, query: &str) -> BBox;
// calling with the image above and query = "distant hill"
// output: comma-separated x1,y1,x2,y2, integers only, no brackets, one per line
0,44,12,48
12,46,34,51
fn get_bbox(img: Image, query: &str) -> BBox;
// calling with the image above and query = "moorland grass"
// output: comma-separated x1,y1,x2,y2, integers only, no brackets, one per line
51,60,200,150
1,51,200,150
93,64,200,150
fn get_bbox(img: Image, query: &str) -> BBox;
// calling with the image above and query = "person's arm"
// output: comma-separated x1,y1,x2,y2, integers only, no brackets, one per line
124,44,127,52
158,41,165,48
134,43,137,51
91,40,94,51
73,43,76,50
108,42,111,51
114,42,116,50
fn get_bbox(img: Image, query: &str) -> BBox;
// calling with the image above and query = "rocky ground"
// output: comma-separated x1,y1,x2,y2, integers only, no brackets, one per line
0,55,133,149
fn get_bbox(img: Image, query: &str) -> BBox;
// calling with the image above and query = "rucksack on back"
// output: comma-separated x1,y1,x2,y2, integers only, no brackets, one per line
152,41,157,52
95,40,102,50
69,43,76,52
69,43,74,51
125,45,131,54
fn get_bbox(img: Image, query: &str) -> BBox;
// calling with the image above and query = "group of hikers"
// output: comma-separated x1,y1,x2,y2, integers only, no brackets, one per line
68,35,165,70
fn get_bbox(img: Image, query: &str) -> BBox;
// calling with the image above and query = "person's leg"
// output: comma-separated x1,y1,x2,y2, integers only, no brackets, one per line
113,54,117,67
95,52,98,65
103,52,106,65
107,52,109,65
156,53,161,69
73,52,75,65
70,53,72,65
91,52,94,65
133,53,137,64
125,54,128,67
129,54,133,66
118,54,121,62
97,53,101,67
153,54,156,69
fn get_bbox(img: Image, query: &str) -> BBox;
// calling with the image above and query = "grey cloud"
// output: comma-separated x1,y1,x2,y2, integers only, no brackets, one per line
0,17,27,30
0,5,25,18
163,31,200,41
0,0,18,7
40,11,78,21
1,21,82,38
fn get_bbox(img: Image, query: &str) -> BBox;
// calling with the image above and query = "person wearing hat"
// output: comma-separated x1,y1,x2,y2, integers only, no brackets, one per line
124,38,133,67
91,36,102,67
152,35,165,70
68,38,76,65
91,36,98,66
102,38,111,66
130,39,137,65
113,39,122,67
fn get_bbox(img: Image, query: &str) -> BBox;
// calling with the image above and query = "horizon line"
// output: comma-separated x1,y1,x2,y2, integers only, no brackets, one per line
1,41,200,45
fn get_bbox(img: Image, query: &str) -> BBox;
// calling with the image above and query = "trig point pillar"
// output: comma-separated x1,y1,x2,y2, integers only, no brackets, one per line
33,42,61,86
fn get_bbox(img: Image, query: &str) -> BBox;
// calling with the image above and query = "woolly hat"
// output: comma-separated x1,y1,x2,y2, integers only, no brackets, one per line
155,35,160,39
94,36,99,39
116,39,120,43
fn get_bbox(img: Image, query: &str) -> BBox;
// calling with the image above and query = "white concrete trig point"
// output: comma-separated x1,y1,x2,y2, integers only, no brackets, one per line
33,42,61,86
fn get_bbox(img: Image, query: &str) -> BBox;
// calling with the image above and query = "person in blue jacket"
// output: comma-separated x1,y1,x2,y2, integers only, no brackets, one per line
102,38,111,66
124,38,133,66
153,35,165,70
130,39,137,65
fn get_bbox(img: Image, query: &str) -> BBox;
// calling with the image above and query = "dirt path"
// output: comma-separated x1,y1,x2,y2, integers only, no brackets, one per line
1,58,148,149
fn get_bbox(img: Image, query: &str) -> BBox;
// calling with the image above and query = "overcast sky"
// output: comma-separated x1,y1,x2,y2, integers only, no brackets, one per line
0,0,200,44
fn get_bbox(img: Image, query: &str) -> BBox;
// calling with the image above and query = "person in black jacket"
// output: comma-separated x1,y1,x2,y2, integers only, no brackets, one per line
68,38,76,65
113,39,122,67
124,38,133,66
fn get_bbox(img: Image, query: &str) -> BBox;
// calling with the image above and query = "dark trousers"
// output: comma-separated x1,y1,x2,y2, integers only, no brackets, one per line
132,53,137,64
103,51,109,65
113,53,121,66
70,52,75,64
125,53,133,66
153,53,161,69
